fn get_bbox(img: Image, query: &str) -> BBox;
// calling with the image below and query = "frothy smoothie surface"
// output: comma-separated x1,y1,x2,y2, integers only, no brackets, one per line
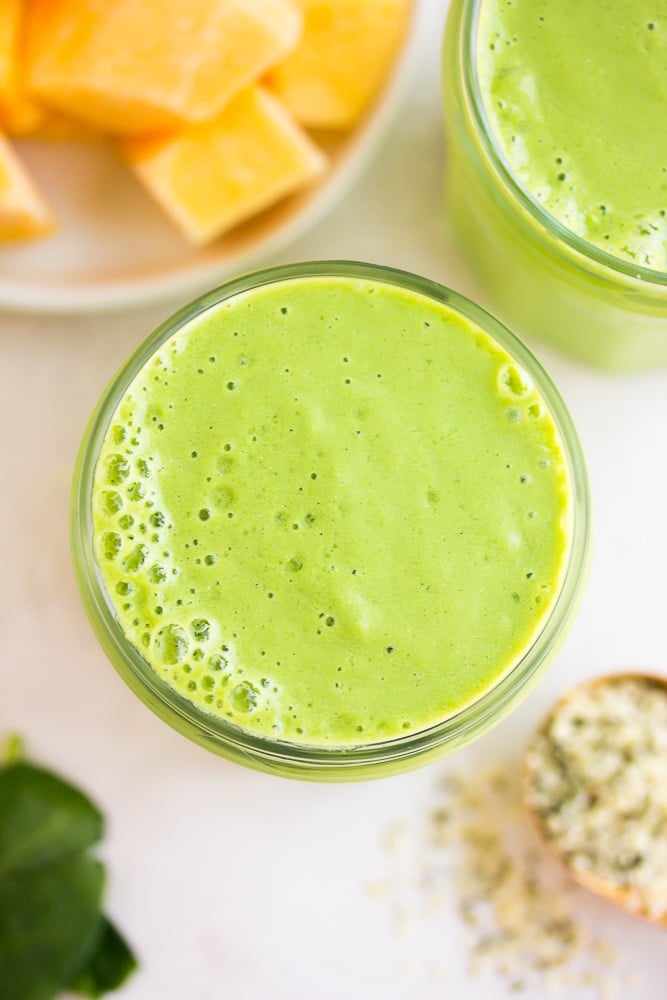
92,276,571,746
478,0,667,271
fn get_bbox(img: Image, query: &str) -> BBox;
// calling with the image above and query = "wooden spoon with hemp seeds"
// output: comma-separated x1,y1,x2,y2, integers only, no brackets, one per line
523,672,667,928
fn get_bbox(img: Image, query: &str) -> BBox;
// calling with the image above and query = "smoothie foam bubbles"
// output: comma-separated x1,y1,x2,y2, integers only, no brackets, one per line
93,352,278,733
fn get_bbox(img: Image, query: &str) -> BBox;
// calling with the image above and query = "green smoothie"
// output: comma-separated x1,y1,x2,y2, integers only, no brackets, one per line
478,0,667,270
90,274,571,747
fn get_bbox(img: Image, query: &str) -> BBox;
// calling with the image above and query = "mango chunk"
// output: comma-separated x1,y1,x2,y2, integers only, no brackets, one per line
267,0,410,129
27,0,303,135
0,0,44,136
0,0,97,140
0,2,18,93
121,87,327,245
0,133,54,238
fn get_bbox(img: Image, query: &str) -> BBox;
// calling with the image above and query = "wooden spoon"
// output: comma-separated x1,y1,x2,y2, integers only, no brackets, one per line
523,671,667,929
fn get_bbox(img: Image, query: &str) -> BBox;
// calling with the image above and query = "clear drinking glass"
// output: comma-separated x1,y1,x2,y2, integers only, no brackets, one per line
71,262,590,780
443,0,667,371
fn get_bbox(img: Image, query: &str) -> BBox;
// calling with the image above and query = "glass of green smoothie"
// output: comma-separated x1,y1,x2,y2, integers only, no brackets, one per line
72,262,589,780
443,0,667,371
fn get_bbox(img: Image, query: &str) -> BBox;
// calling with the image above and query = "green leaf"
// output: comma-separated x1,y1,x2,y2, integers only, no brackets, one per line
3,733,25,766
0,856,105,1000
0,763,104,878
69,917,138,998
0,748,137,997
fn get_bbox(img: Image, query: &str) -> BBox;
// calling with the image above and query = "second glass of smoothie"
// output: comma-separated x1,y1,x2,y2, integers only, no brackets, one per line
72,262,590,780
443,0,667,370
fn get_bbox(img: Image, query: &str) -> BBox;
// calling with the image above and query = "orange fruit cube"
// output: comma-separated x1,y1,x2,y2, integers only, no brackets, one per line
0,0,44,136
121,87,326,245
0,132,54,238
27,0,303,135
267,0,410,129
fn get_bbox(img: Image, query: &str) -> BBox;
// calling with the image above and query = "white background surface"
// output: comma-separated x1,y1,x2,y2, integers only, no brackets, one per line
2,1,667,998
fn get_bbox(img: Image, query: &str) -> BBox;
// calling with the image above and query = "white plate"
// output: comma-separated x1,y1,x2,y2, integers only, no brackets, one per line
0,7,419,314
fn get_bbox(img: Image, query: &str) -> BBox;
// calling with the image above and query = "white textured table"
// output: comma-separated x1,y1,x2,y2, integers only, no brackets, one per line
2,2,666,997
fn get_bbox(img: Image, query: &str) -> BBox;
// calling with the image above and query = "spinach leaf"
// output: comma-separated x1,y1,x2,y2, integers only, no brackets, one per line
0,856,105,1000
0,763,103,879
68,918,138,998
0,754,137,998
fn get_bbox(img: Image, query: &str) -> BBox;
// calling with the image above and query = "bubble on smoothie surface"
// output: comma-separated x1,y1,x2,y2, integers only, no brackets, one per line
101,490,123,515
230,682,259,713
191,618,210,641
105,454,130,485
148,564,167,584
155,624,189,665
102,532,122,560
127,482,145,501
122,545,148,572
498,363,532,398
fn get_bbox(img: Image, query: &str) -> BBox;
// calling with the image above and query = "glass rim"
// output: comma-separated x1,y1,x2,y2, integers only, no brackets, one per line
457,0,667,288
71,260,591,772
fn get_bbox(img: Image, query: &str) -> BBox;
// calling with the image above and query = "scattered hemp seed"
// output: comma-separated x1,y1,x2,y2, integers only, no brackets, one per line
370,761,642,996
524,674,667,923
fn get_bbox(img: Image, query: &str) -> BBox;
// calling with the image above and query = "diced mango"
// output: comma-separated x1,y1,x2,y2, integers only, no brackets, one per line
267,0,410,129
0,0,44,136
121,87,326,245
1,98,45,138
27,0,303,135
0,132,54,239
0,0,97,140
0,2,17,92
